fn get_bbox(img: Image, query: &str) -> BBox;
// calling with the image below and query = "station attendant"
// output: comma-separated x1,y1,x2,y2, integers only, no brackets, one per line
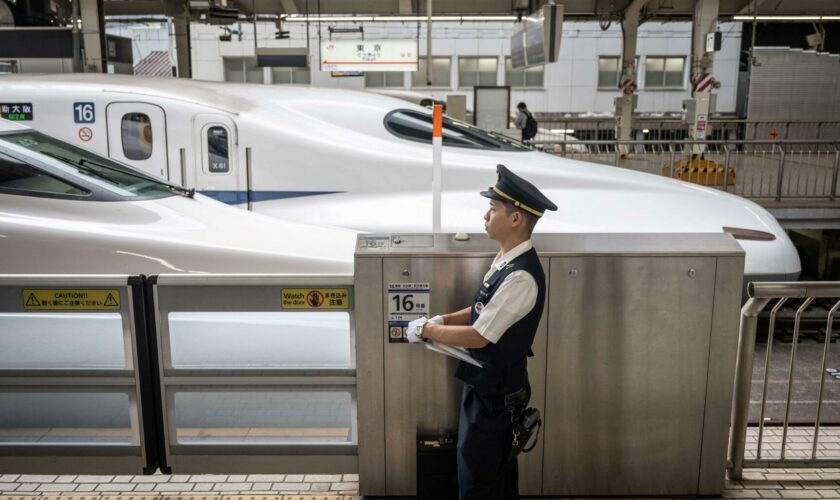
406,164,557,500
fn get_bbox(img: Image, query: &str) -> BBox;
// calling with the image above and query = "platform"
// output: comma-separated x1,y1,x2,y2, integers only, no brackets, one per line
3,463,840,499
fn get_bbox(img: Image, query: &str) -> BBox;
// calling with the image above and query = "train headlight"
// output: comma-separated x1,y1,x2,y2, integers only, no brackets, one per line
722,226,776,241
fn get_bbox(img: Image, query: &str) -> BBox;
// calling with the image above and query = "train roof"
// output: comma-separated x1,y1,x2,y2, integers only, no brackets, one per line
0,73,419,116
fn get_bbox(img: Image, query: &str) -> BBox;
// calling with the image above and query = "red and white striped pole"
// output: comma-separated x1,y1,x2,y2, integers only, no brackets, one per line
432,104,443,233
619,77,637,96
692,71,715,94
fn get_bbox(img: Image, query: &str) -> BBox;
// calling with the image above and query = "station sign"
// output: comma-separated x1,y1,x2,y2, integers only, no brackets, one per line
320,40,417,72
695,114,708,140
387,282,430,343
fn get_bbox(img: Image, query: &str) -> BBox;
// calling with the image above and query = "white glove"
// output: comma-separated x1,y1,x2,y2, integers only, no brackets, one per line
428,315,444,326
406,317,429,343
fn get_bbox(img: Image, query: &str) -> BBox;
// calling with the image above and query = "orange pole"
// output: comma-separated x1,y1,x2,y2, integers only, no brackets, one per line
433,105,443,138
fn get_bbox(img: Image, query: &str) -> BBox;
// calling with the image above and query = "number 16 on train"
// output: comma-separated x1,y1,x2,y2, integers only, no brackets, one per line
73,102,95,123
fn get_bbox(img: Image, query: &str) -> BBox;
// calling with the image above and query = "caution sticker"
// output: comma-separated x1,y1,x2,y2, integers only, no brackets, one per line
282,288,350,309
23,289,121,310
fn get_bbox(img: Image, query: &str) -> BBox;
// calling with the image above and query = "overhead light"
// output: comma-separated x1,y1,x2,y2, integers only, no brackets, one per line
549,129,575,134
732,15,826,21
285,15,375,22
373,16,423,21
642,129,650,133
461,16,517,21
285,14,518,23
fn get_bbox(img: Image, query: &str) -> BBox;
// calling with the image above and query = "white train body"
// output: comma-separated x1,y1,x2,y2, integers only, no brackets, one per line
0,119,357,274
0,74,800,280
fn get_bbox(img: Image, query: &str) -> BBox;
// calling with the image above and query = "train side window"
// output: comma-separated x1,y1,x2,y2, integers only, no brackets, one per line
0,154,88,197
206,126,230,174
121,113,153,160
384,109,529,151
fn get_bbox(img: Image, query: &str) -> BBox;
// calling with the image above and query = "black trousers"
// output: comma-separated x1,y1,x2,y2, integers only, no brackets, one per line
457,384,519,500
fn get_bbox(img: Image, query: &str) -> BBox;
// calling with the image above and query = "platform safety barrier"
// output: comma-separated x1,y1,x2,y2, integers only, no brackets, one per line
149,274,356,474
0,275,157,474
730,282,840,479
0,243,744,497
0,274,355,475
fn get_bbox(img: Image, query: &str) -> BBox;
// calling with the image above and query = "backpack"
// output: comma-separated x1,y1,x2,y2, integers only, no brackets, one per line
524,111,538,140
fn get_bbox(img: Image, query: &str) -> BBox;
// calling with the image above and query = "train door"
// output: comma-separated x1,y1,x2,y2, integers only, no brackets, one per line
192,114,243,207
105,103,169,179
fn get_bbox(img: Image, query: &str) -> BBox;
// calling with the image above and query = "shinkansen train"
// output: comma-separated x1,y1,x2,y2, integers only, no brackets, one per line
0,74,800,281
0,119,357,274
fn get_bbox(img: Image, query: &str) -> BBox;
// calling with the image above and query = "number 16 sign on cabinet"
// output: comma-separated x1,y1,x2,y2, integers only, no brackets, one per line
387,282,430,343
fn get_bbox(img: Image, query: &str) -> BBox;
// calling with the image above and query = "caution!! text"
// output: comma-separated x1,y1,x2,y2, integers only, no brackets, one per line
23,289,121,310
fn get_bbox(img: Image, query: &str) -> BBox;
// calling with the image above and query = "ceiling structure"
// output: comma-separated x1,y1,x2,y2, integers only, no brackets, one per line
98,0,840,21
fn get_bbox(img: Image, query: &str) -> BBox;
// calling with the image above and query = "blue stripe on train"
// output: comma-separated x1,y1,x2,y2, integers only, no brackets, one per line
198,190,343,205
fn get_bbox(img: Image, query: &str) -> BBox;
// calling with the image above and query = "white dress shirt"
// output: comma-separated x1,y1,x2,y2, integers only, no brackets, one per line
471,239,538,344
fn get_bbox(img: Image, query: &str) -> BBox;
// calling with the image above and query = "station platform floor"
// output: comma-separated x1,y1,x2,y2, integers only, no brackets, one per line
0,469,838,499
0,469,839,500
4,429,840,499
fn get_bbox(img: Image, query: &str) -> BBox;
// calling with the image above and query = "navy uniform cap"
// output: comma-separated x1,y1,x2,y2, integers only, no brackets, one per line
480,164,557,217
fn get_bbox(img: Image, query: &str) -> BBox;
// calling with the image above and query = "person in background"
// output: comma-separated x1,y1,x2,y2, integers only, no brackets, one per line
514,102,537,142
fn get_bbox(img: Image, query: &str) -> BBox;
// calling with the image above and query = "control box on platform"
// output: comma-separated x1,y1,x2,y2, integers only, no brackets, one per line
354,233,744,497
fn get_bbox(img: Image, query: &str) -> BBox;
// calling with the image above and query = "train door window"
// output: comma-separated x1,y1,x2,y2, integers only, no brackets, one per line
206,126,230,174
0,153,88,197
121,113,153,160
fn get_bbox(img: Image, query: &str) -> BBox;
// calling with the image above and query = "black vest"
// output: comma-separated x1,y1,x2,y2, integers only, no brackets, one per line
455,247,545,396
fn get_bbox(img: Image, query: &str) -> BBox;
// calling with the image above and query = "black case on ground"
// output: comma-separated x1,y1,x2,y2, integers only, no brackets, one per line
416,433,459,500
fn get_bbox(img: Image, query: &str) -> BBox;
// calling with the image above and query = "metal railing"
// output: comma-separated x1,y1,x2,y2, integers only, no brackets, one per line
729,282,840,480
531,139,840,201
532,117,840,143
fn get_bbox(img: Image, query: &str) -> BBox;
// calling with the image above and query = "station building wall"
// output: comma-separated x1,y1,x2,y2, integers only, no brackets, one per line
107,20,742,115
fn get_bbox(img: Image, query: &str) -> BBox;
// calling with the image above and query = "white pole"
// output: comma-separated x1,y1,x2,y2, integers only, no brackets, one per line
432,104,443,233
426,0,432,85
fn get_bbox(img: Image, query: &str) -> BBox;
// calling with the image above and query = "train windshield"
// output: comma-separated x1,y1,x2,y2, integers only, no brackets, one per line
384,110,530,151
0,132,175,198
